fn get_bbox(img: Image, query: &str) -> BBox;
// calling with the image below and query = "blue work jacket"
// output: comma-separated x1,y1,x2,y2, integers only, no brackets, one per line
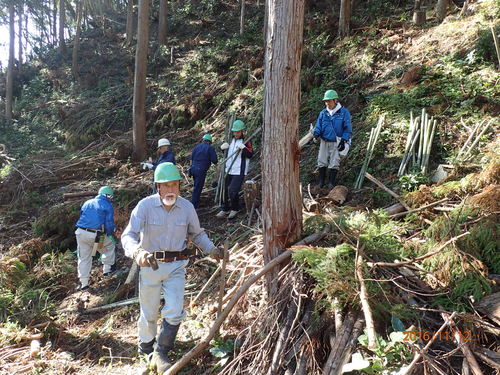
76,195,115,235
191,142,218,172
153,150,176,169
313,106,352,142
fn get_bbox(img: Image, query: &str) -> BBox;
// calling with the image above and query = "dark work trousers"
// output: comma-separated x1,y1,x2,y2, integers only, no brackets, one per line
223,174,245,212
191,168,208,209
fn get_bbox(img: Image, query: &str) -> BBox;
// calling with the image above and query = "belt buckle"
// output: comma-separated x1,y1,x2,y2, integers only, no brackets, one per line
154,251,165,260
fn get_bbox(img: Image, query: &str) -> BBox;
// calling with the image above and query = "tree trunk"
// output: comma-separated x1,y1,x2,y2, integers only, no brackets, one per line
59,0,66,53
132,0,149,162
72,0,83,80
158,0,167,45
6,2,15,125
240,0,246,35
126,0,135,44
52,0,57,44
436,0,449,23
18,3,23,73
338,0,351,38
263,0,304,296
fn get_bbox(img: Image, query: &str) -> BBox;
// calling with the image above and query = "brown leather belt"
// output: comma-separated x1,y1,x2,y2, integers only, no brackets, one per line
153,249,193,263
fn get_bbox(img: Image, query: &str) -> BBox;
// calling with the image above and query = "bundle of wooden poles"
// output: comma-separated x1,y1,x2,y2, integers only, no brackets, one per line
398,108,437,176
354,115,384,189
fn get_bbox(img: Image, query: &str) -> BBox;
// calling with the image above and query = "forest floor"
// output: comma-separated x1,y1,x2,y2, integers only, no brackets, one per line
1,1,499,374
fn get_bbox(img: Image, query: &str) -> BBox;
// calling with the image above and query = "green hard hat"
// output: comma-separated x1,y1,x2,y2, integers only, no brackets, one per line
231,120,246,132
202,134,213,142
154,162,181,183
99,186,113,196
322,90,339,101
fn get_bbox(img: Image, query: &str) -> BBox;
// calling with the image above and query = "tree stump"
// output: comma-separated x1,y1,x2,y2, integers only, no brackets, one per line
243,180,261,212
413,9,426,25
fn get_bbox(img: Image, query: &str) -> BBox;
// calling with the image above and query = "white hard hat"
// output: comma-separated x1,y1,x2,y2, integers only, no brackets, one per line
157,138,171,148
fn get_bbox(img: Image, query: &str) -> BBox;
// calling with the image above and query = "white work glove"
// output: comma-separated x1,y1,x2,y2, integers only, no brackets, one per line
220,142,230,150
237,143,246,150
134,249,158,269
209,246,224,261
141,162,153,170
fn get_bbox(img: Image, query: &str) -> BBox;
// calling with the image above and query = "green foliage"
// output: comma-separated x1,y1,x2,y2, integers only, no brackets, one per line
33,203,81,250
343,210,408,261
347,330,413,374
419,209,494,312
209,336,234,368
399,173,429,193
475,25,500,64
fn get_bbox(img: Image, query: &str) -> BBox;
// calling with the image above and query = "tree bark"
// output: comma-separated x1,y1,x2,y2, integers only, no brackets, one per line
158,0,168,45
263,0,304,295
132,0,149,162
72,0,83,80
240,0,246,35
58,0,66,53
52,0,57,44
436,0,449,23
6,2,15,125
126,0,135,44
338,0,351,38
18,3,23,73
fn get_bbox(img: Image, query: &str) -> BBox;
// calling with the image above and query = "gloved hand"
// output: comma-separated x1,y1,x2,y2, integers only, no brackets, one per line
209,246,224,261
313,136,319,144
141,162,153,170
237,143,246,150
135,249,159,270
338,139,346,152
220,142,230,150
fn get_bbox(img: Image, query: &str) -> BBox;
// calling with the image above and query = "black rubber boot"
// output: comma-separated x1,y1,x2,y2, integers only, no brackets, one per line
155,320,180,374
327,169,338,189
318,167,327,188
138,339,155,356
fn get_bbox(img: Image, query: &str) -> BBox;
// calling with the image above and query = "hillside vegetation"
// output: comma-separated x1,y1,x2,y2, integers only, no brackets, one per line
0,0,498,374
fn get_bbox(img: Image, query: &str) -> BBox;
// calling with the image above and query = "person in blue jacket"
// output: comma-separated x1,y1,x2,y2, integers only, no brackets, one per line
313,89,352,189
153,138,176,169
75,186,116,290
189,134,218,208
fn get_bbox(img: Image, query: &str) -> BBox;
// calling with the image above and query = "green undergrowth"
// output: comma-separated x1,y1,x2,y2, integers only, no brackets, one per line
421,203,497,311
295,210,411,314
297,204,496,316
0,251,73,327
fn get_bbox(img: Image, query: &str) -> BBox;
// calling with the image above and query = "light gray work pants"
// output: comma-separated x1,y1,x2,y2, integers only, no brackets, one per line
138,260,188,344
317,137,349,169
75,227,115,287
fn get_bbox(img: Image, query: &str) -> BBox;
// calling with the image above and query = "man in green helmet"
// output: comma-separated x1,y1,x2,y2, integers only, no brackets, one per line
313,89,352,189
121,162,223,374
216,119,254,219
75,186,116,291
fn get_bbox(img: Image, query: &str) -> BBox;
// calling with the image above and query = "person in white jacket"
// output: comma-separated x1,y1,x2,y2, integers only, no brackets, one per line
216,120,254,219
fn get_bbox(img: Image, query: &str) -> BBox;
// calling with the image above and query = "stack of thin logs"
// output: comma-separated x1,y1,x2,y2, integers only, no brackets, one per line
398,108,437,176
456,118,493,163
354,115,384,189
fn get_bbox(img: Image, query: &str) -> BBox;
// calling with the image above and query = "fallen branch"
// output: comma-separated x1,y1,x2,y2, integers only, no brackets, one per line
370,232,469,268
165,227,331,375
355,241,376,349
390,198,449,219
401,312,457,375
365,172,410,210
